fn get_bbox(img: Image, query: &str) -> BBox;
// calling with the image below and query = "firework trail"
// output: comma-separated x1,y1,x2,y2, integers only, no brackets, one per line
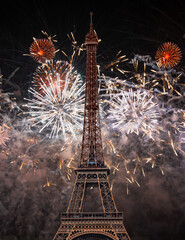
24,60,85,139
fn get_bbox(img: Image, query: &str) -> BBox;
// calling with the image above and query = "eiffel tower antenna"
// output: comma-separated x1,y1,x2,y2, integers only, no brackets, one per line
52,13,131,240
90,12,93,33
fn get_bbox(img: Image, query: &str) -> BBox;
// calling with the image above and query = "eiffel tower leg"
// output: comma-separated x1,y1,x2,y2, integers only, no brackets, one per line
67,176,86,213
117,233,131,240
53,233,68,240
98,176,117,213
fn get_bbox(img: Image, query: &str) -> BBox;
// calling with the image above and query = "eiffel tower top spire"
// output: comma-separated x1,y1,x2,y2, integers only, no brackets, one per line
85,12,99,44
90,12,93,33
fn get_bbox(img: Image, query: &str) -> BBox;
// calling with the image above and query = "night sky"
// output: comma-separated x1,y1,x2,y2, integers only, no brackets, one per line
0,1,185,240
1,0,185,86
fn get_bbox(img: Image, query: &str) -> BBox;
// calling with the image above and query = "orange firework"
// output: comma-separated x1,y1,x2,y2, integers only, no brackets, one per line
155,42,182,69
30,38,56,63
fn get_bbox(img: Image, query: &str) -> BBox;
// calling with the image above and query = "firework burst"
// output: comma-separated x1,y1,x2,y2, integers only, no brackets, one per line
30,38,56,63
106,89,161,139
33,60,73,94
24,61,85,139
155,42,182,69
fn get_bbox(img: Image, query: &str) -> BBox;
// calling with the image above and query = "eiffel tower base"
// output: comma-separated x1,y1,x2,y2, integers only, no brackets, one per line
53,212,131,240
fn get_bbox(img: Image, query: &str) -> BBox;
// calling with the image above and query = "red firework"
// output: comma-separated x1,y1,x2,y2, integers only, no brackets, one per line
155,42,182,69
30,38,56,63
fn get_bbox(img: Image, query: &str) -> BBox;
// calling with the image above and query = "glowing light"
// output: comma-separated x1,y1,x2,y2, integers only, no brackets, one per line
155,42,182,69
164,53,170,60
38,49,44,56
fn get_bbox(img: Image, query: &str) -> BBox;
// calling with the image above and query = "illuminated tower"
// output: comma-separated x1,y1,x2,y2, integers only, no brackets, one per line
52,13,131,240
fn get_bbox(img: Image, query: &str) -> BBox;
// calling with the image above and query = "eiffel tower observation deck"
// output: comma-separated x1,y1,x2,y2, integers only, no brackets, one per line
52,13,131,240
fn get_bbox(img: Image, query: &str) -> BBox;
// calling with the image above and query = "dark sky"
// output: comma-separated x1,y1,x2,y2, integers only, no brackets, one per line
0,1,185,240
1,0,185,82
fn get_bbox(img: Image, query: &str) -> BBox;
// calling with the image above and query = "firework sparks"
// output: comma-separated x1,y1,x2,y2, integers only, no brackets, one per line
112,148,165,194
161,109,185,156
131,56,151,89
24,61,85,139
151,69,183,96
17,154,38,171
163,119,185,157
104,51,129,72
106,89,161,139
0,124,11,146
126,54,184,96
43,177,56,188
155,42,182,69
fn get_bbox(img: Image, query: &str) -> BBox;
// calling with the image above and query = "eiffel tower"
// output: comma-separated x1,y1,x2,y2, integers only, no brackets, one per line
52,13,131,240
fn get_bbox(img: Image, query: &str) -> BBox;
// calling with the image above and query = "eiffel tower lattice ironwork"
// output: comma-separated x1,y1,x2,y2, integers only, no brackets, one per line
52,13,131,240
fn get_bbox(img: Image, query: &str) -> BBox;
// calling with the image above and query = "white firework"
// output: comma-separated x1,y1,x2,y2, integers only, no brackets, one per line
24,61,85,139
107,89,161,138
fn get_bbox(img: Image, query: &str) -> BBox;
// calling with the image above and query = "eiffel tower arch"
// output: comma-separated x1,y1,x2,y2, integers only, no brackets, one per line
52,13,131,240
